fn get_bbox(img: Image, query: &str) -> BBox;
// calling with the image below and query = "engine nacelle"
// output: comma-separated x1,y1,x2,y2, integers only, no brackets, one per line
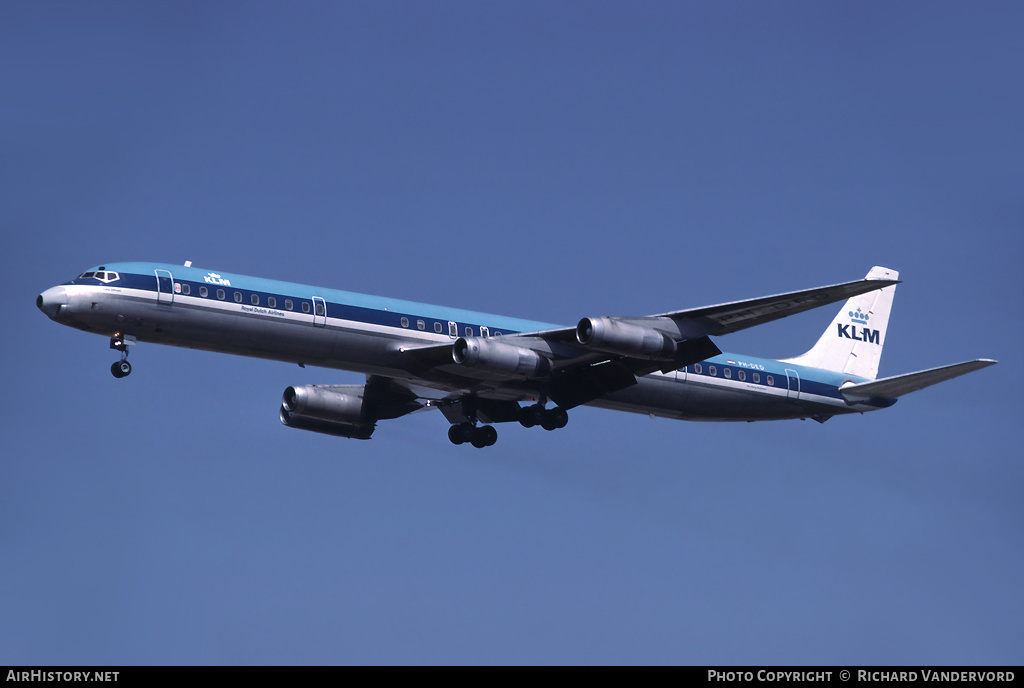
280,385,374,439
279,407,374,440
282,385,365,423
576,317,677,360
452,337,551,378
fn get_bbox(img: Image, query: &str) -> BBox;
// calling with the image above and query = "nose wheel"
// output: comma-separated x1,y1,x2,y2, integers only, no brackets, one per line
109,334,135,378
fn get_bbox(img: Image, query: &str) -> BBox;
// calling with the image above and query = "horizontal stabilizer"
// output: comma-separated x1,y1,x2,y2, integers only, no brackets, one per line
839,359,997,400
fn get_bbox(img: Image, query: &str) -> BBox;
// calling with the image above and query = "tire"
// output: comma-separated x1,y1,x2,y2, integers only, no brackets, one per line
551,407,568,429
479,425,498,447
519,404,542,428
448,425,466,445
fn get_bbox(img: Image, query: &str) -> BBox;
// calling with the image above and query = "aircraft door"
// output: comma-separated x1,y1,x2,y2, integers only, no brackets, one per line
785,368,801,400
154,269,174,305
312,296,327,327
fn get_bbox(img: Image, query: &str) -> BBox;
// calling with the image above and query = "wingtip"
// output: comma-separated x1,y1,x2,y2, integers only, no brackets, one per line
866,266,900,282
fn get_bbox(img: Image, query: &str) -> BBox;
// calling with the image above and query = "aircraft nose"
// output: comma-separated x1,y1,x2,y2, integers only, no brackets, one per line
37,286,68,319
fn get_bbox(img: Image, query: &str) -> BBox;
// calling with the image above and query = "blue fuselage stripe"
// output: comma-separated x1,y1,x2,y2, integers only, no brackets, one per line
65,262,887,415
70,264,547,338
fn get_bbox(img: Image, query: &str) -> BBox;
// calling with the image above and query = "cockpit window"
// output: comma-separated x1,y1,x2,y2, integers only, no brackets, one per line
79,271,119,283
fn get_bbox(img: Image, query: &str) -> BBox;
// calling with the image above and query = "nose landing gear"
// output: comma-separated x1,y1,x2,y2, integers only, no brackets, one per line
109,334,136,378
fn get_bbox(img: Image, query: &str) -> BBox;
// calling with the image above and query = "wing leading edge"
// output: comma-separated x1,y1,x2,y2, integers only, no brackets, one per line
396,271,899,407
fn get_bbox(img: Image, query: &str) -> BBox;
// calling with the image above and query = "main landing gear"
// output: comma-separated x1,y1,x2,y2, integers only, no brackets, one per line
445,399,569,449
518,403,568,431
109,334,135,378
448,423,498,448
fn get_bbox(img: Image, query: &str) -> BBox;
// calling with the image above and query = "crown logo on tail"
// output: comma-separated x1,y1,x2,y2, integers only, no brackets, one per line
849,308,869,324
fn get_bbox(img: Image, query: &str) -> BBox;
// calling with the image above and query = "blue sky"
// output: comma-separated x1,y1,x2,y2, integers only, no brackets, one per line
3,1,1022,664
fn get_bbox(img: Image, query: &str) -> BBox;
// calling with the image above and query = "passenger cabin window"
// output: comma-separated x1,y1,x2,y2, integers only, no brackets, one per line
694,363,702,374
200,286,208,297
709,365,717,376
738,370,745,381
401,317,409,328
268,297,276,308
434,322,443,334
285,299,293,311
181,284,190,295
724,368,732,379
234,292,242,303
465,326,473,337
251,294,259,305
302,302,310,313
417,320,425,331
315,302,325,316
481,326,489,338
752,372,760,383
448,322,458,338
217,289,225,300
767,375,774,386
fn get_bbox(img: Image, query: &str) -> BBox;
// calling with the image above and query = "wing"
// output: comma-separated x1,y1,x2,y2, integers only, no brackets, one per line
399,272,899,408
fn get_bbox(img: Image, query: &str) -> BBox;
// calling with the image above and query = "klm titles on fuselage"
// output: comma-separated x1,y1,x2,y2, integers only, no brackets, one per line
204,272,231,286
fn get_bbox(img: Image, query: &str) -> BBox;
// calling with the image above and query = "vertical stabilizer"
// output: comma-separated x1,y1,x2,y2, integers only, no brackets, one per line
782,266,898,380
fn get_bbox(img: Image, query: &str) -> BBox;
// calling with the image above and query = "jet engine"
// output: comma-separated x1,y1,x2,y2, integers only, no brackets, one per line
279,385,374,439
576,317,677,360
452,337,551,378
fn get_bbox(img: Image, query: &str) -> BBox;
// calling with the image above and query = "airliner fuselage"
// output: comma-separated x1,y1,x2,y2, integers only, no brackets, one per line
37,262,992,447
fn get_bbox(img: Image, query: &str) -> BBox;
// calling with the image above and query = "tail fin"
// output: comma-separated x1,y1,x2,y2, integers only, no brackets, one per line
782,266,898,379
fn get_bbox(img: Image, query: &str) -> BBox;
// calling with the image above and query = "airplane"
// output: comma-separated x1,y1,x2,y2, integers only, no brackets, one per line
36,262,995,448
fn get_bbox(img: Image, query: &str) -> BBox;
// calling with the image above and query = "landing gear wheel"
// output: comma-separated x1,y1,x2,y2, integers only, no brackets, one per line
449,422,478,446
483,425,498,446
111,360,132,378
545,407,568,430
519,404,544,428
448,424,468,445
471,425,498,448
